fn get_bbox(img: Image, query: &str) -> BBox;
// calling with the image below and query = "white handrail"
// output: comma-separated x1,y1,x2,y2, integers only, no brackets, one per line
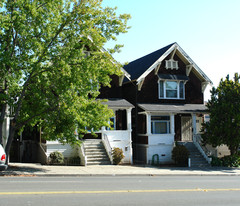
78,144,87,166
102,134,113,164
193,134,212,164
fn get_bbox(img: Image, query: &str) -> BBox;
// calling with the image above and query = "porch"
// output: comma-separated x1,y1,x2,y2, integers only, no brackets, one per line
135,103,211,165
78,99,134,165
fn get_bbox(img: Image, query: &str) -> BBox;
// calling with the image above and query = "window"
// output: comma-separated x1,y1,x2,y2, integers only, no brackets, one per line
165,60,179,70
107,116,116,130
159,80,185,99
166,81,178,98
151,116,170,134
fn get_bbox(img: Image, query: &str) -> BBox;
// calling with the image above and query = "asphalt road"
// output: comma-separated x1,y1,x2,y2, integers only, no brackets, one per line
0,176,240,206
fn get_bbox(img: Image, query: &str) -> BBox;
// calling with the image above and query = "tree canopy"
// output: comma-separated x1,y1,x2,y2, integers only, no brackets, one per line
202,73,240,155
0,0,131,158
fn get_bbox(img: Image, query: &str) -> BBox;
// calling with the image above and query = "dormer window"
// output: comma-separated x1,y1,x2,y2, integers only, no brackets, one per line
165,59,179,70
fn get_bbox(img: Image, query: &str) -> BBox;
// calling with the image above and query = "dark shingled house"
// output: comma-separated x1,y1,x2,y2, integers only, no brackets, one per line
120,42,212,164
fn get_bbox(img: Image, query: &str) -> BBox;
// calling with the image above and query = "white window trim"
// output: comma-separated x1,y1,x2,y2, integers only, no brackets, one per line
158,80,185,100
151,115,171,134
165,59,179,70
107,116,116,130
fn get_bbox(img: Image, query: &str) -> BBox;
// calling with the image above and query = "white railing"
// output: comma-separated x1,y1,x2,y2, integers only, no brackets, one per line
38,143,48,164
193,134,212,164
102,134,113,164
103,130,131,142
78,144,87,166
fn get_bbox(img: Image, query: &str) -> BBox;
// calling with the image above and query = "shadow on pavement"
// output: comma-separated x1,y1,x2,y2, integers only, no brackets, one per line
0,164,49,176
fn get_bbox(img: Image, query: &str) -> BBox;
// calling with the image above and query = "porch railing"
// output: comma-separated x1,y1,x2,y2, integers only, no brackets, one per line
193,134,212,164
102,133,113,164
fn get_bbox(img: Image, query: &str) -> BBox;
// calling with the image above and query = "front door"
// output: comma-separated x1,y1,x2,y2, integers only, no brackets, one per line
181,116,192,141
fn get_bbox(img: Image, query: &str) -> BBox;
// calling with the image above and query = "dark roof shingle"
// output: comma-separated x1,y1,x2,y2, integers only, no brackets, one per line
101,99,134,108
123,43,175,81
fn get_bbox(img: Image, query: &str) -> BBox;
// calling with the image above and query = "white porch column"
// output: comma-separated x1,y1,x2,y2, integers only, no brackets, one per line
170,113,175,135
126,108,132,131
146,113,151,135
127,108,133,165
101,126,106,132
192,113,197,135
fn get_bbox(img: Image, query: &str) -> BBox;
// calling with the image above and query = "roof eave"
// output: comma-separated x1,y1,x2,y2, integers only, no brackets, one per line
136,43,177,85
136,43,213,88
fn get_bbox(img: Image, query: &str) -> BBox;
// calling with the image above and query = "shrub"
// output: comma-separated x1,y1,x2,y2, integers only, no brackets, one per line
211,154,240,167
211,156,223,167
49,151,64,165
172,145,189,167
112,147,125,165
67,156,81,166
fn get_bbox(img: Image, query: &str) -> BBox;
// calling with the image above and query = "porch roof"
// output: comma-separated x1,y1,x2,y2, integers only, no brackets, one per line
102,99,134,109
138,103,208,113
158,74,189,81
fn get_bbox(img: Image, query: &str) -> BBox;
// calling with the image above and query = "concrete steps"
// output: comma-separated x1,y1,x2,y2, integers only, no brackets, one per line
178,142,210,167
83,140,111,165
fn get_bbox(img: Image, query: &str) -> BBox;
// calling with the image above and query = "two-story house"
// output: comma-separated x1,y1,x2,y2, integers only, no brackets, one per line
11,42,213,166
46,42,213,166
120,42,213,164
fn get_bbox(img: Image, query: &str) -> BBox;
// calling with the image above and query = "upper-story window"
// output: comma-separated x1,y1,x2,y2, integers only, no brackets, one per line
165,60,179,70
159,80,185,99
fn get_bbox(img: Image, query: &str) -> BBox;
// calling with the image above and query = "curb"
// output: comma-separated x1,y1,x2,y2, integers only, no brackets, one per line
1,172,240,177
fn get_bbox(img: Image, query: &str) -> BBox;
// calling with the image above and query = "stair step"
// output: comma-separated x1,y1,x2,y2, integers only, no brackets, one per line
85,148,105,151
86,154,108,157
83,140,111,166
87,157,109,161
87,161,111,165
178,142,210,167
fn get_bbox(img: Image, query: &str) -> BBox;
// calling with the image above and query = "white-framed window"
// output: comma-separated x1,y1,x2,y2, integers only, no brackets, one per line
107,116,116,130
159,80,185,99
165,60,179,70
151,116,170,134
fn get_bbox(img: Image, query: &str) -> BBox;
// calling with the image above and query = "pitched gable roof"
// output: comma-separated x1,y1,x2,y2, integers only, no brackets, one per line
123,43,212,89
123,43,174,81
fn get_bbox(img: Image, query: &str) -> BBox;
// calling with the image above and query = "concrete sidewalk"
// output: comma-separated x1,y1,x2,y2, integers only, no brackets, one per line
1,163,240,176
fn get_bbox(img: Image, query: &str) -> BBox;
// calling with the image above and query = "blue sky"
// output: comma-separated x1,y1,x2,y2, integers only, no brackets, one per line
102,0,240,100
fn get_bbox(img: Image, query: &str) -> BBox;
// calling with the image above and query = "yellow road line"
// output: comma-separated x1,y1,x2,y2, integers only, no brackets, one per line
1,188,240,195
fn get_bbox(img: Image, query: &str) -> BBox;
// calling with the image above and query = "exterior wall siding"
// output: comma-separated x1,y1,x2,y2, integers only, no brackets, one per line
46,141,77,158
98,74,122,99
136,69,203,104
148,134,174,145
103,130,132,164
147,145,173,164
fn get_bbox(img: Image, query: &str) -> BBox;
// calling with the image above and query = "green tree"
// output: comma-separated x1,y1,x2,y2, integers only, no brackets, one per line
0,0,130,161
202,73,240,155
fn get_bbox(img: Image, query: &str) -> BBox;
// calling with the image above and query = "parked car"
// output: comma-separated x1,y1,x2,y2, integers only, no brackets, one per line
0,145,7,171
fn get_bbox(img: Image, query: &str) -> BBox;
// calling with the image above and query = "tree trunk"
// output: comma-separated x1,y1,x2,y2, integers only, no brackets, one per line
0,121,3,146
5,120,16,165
0,104,7,145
